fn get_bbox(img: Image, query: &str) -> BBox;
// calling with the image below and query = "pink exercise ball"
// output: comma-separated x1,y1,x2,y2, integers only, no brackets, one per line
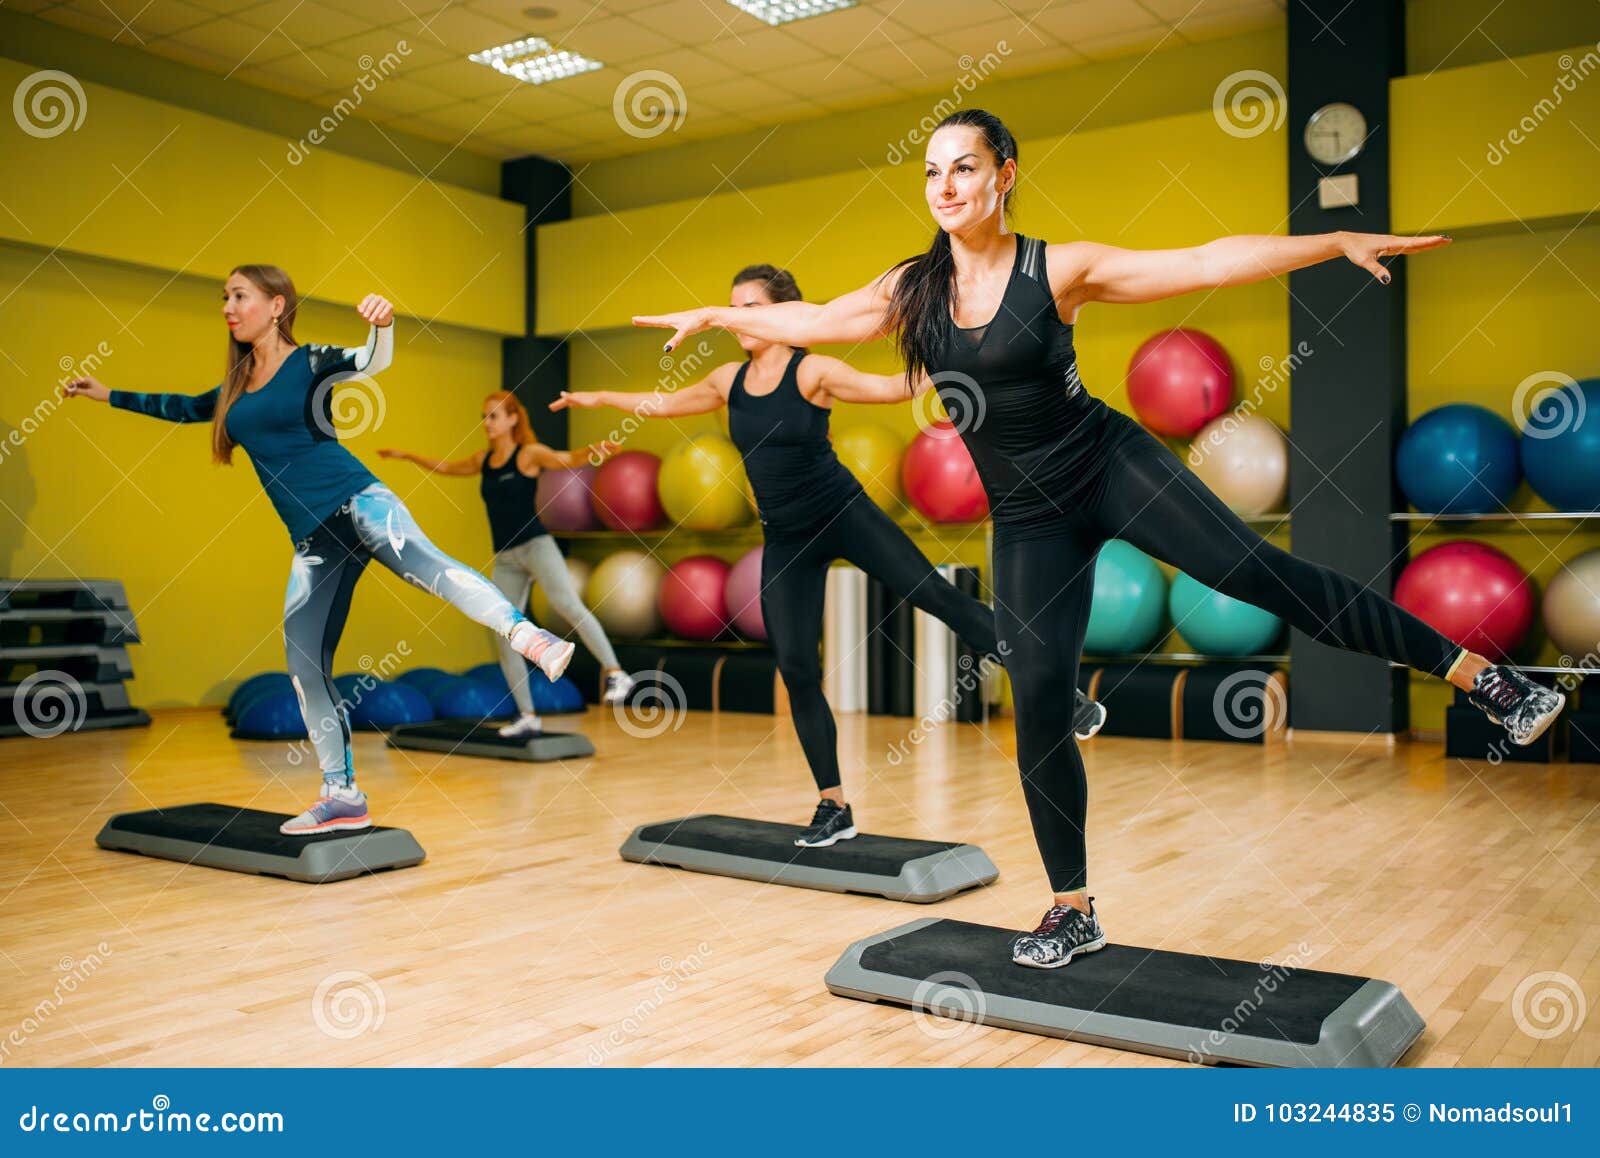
659,555,732,641
1127,328,1236,437
592,450,665,532
535,465,598,532
1393,540,1535,660
724,546,765,640
902,422,989,523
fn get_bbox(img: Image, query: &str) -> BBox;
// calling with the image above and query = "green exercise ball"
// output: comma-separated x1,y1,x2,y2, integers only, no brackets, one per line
1084,540,1168,654
1168,571,1283,656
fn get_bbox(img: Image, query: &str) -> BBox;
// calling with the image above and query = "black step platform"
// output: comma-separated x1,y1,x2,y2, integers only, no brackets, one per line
386,718,596,761
0,607,141,647
1,681,150,738
0,579,130,612
826,918,1424,1067
620,815,998,903
95,803,425,884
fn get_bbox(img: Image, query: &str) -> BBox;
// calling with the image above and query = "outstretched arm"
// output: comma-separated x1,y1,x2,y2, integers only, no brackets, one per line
528,441,619,470
61,375,219,423
805,355,931,404
634,268,903,353
1051,231,1451,310
550,366,732,419
376,447,483,476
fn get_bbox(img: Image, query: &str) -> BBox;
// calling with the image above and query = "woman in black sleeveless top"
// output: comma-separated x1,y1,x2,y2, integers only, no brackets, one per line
557,264,1106,848
635,111,1564,968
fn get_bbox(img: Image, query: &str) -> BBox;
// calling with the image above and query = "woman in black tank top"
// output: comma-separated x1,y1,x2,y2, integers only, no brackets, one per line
558,263,1106,849
635,111,1563,967
380,391,634,727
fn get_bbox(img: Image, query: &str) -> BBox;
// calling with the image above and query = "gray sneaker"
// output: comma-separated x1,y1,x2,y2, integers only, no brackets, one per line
1468,665,1565,746
1012,898,1107,969
1073,691,1107,740
279,785,371,835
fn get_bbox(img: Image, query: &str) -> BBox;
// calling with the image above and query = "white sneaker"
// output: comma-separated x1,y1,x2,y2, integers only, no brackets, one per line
602,670,635,705
497,712,543,739
510,622,575,682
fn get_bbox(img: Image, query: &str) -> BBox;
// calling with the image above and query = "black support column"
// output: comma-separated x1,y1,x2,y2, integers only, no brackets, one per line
1287,0,1410,734
500,155,575,448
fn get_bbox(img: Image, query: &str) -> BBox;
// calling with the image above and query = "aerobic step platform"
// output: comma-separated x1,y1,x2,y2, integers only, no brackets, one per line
826,918,1424,1067
619,815,998,903
386,718,595,761
95,803,425,884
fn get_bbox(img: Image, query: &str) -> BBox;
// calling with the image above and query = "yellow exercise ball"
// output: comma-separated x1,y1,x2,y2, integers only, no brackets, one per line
530,555,592,637
832,423,905,510
584,550,665,638
1186,413,1288,515
659,434,752,530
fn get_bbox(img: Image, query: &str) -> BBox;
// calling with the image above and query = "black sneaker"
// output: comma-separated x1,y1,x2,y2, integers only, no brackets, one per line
1073,690,1107,740
1468,665,1565,746
794,799,856,848
1012,897,1107,969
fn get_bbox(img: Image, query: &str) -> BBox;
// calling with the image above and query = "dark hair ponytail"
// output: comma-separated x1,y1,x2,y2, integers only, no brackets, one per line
732,263,803,304
886,109,1018,389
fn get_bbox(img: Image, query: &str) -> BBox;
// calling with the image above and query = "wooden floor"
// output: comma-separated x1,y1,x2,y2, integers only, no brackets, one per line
1,706,1596,1068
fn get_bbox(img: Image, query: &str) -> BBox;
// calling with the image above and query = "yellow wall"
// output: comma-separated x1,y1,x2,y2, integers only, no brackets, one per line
0,58,530,708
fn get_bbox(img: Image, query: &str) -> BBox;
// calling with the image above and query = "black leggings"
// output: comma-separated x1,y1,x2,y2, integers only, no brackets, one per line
997,410,1465,893
762,494,998,792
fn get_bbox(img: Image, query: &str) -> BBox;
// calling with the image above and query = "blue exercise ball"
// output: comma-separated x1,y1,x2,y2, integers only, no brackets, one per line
462,662,513,696
333,671,380,707
397,667,455,694
1396,403,1521,514
1169,571,1283,656
1084,540,1168,654
531,674,585,714
233,690,307,739
1520,377,1600,511
225,672,292,723
349,680,434,731
427,676,510,720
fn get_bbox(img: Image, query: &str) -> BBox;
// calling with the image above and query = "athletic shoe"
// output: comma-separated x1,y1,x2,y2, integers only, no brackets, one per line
511,622,575,682
1073,691,1108,741
279,784,371,836
602,670,636,705
1012,897,1107,969
497,712,543,739
1467,665,1565,746
794,799,857,848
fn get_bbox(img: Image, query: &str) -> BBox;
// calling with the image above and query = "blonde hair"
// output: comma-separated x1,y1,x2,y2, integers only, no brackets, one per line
214,265,297,464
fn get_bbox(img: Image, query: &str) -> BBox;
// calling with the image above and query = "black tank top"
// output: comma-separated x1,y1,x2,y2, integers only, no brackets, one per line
930,233,1114,535
727,349,863,532
480,448,546,552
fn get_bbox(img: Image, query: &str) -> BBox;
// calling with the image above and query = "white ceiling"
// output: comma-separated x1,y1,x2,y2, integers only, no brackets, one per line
14,0,1286,165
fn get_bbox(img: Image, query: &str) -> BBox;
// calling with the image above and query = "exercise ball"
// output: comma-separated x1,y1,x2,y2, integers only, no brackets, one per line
832,424,904,510
592,451,665,532
233,691,307,739
529,555,593,637
1393,540,1535,659
902,422,989,522
225,671,292,723
1084,540,1167,654
1542,548,1600,660
586,550,666,638
1396,404,1521,515
658,435,751,530
1187,413,1288,515
724,546,766,640
1520,377,1600,511
531,674,586,714
397,667,454,693
535,464,599,532
1127,328,1235,437
427,676,508,720
348,680,433,731
660,555,732,641
1169,571,1284,656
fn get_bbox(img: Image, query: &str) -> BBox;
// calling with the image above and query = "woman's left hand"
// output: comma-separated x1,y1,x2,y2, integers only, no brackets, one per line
358,294,395,327
1340,232,1450,285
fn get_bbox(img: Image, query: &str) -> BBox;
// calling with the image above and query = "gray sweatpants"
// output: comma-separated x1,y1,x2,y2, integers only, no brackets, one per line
490,533,619,713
